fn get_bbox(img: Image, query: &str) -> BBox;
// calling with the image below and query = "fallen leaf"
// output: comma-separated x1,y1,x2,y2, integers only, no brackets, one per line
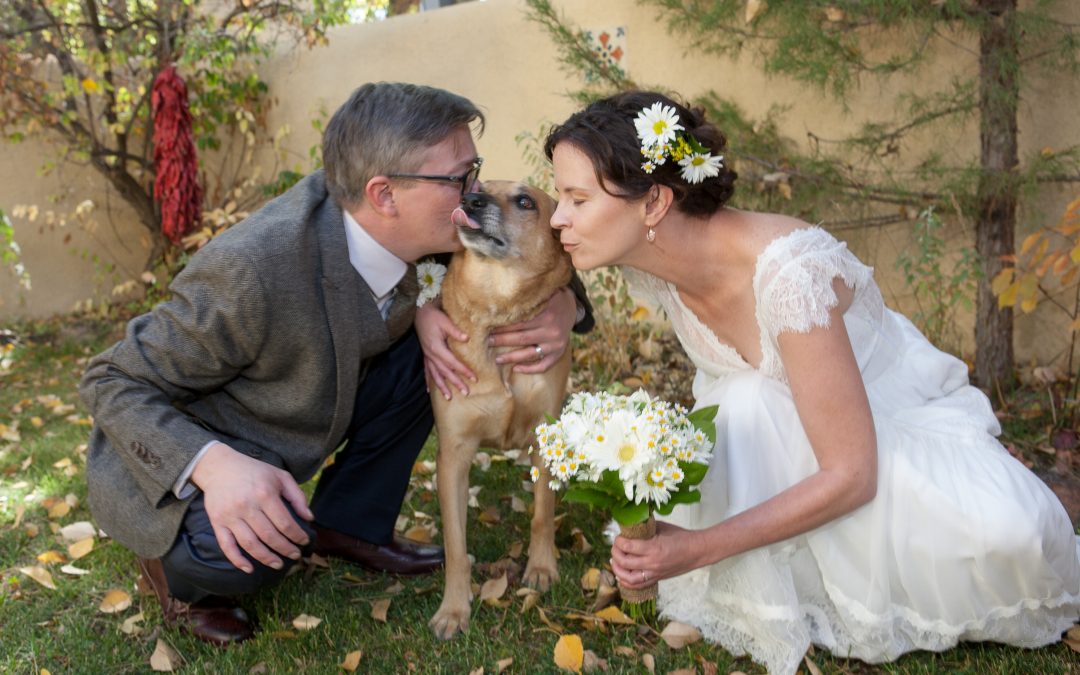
508,541,523,559
582,650,608,671
249,663,269,674
745,0,763,23
667,670,695,675
121,611,145,635
149,639,182,671
14,504,24,527
47,501,70,519
60,564,89,576
404,524,433,543
384,580,405,595
292,613,322,630
570,528,592,554
580,568,601,591
68,537,94,560
59,521,96,543
371,597,391,622
594,606,634,625
99,588,132,613
553,634,584,673
660,620,702,648
468,668,483,675
641,653,655,673
53,457,72,469
495,657,513,672
31,416,44,428
511,496,526,513
36,550,66,564
480,573,509,605
477,506,501,524
519,588,541,613
613,646,636,658
804,655,824,675
20,565,56,589
341,650,363,671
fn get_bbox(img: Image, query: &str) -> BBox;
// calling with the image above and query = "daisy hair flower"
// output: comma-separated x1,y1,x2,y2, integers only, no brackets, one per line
633,103,725,183
416,260,447,307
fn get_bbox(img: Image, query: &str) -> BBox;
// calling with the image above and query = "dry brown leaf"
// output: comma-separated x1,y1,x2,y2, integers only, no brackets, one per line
477,506,501,524
536,607,564,632
60,564,89,576
668,670,695,675
36,550,66,564
480,573,509,605
496,657,513,672
14,504,24,527
47,501,70,519
508,541,523,559
121,611,145,635
20,565,56,589
340,650,363,671
149,639,182,671
371,597,391,622
59,521,96,543
404,524,433,543
510,495,526,513
30,416,44,428
24,523,40,538
594,606,634,625
641,653,655,673
553,634,584,673
570,528,592,554
292,613,322,630
803,655,824,675
660,621,702,648
520,589,541,613
1066,624,1080,641
1064,635,1080,653
613,646,636,658
580,568,601,591
468,668,483,675
582,650,608,672
68,537,94,560
745,0,763,23
100,588,132,613
824,5,845,21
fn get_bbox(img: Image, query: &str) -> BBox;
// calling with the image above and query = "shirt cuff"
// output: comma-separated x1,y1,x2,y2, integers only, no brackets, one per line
172,440,217,499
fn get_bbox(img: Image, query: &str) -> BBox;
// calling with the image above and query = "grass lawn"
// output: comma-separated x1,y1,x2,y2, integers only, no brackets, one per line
0,318,1077,674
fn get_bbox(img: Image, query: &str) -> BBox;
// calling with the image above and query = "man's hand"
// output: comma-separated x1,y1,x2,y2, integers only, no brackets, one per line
190,442,314,574
490,286,577,374
416,302,477,400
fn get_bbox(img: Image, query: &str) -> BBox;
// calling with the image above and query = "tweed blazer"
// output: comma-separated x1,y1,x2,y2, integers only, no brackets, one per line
80,170,415,558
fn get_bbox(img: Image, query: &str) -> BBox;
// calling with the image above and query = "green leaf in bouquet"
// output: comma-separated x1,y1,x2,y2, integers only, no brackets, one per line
654,488,702,515
562,484,617,508
679,460,709,486
597,469,629,498
687,404,719,443
612,501,651,526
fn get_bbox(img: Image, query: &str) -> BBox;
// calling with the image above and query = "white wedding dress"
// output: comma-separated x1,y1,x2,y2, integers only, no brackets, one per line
623,227,1080,674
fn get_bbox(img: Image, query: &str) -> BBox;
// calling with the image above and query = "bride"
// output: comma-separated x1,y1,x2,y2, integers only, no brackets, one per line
543,90,1080,674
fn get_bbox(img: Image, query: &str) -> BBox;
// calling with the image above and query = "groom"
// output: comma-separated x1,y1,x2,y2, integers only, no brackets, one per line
80,82,592,645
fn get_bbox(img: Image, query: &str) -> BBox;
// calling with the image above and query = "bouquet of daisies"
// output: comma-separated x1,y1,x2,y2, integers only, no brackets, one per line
531,389,717,526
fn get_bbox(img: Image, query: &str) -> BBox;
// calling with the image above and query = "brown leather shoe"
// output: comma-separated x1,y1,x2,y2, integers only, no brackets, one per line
137,558,254,646
311,525,444,575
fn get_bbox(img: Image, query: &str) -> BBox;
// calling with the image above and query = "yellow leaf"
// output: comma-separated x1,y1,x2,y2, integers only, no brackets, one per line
996,280,1019,308
1020,231,1042,255
47,501,70,519
660,620,703,648
824,6,845,21
99,588,132,613
990,268,1014,296
1020,296,1038,314
1070,242,1080,264
580,568,601,591
480,573,508,605
68,537,94,560
37,550,66,564
594,606,635,624
371,597,391,622
403,524,433,543
553,634,584,673
340,650,363,671
291,613,322,630
149,639,181,671
744,0,763,23
20,565,56,589
778,182,793,200
519,588,541,613
81,78,99,94
31,416,44,428
630,305,650,322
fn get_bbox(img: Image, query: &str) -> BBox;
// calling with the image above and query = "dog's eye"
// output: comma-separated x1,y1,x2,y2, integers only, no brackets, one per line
516,195,537,211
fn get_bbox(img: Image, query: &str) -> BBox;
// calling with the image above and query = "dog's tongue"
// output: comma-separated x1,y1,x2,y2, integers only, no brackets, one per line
451,207,481,229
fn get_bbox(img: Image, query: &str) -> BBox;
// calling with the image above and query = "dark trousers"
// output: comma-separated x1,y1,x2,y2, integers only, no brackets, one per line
160,329,433,602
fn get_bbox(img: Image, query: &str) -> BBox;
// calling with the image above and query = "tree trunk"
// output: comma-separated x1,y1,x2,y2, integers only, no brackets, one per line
974,0,1018,392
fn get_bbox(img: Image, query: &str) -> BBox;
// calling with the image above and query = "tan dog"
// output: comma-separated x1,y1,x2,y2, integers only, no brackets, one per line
428,181,572,639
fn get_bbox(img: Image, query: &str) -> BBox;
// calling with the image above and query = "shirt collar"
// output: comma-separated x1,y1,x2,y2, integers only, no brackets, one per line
343,210,408,300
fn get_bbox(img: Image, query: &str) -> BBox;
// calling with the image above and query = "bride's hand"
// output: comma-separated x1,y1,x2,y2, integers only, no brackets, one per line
609,521,704,589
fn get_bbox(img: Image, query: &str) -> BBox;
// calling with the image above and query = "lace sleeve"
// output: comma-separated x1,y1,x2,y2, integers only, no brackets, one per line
753,227,873,340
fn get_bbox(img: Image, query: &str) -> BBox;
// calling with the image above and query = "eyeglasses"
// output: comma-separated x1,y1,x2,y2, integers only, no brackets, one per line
388,158,483,197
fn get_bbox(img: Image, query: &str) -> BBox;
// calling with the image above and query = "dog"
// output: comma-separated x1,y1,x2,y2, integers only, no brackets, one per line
428,181,572,640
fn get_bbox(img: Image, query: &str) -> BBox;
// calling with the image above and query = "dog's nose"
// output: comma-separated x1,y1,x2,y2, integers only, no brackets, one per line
461,192,488,212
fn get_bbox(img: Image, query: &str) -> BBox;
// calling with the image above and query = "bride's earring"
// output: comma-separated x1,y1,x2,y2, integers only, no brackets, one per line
646,227,656,243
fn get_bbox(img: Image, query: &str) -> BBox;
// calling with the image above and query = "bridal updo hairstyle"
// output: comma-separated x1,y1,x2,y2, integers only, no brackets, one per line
543,91,737,217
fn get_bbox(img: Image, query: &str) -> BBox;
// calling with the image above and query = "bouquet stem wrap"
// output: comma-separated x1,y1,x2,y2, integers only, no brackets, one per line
618,514,658,606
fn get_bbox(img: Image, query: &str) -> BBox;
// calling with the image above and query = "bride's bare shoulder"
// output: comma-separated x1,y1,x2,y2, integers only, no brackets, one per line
719,208,811,259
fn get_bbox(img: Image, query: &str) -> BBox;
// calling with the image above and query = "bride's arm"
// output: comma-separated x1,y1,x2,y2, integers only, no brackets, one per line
612,280,878,585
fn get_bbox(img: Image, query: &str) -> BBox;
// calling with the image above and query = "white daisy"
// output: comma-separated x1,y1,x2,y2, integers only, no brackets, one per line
634,102,683,148
416,261,447,307
678,153,725,184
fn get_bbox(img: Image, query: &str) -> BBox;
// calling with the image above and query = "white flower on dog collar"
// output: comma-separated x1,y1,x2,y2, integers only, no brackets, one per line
416,261,447,307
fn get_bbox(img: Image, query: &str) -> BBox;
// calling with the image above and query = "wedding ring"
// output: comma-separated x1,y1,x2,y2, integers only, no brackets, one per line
534,344,544,359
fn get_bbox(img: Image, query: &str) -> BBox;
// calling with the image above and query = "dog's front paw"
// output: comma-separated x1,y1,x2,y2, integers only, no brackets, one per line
429,602,471,640
522,560,559,592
